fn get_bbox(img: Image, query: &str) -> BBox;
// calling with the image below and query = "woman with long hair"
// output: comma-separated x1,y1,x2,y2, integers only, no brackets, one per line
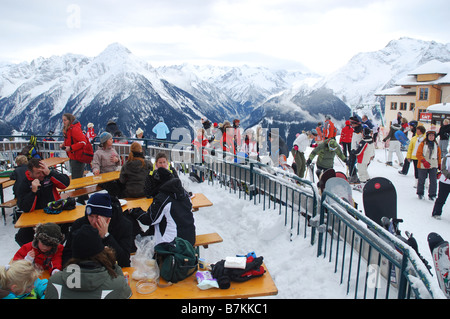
119,142,152,198
60,113,88,179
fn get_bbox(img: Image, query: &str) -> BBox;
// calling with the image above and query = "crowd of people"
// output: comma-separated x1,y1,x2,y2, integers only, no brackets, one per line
2,111,449,299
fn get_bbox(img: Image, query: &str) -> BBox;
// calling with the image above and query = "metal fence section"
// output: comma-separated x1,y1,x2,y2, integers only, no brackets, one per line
0,135,445,299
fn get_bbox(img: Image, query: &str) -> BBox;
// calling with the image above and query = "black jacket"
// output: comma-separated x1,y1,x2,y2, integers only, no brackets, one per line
137,177,195,246
62,196,133,267
16,169,70,212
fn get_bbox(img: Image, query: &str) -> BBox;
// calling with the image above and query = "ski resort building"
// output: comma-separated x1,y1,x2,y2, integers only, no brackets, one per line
375,60,450,129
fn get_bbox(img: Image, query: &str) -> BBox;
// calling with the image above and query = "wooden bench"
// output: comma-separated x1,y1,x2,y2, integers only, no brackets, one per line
194,232,223,249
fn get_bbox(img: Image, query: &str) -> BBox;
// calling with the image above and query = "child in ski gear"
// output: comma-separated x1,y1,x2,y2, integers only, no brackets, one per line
144,152,179,198
352,128,375,183
86,122,96,143
92,132,121,175
306,138,346,179
0,260,47,299
46,224,132,299
10,155,28,198
416,130,441,200
339,120,353,157
292,130,317,178
13,223,64,275
432,153,450,219
383,123,404,166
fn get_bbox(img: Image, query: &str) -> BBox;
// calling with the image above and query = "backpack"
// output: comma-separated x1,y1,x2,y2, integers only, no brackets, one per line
154,237,198,283
20,136,41,160
71,134,94,164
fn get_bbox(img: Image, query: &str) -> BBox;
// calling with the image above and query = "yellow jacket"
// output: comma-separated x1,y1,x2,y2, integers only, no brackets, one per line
406,133,425,160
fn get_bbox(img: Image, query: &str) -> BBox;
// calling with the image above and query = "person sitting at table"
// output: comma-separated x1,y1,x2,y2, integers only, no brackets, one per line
92,132,122,196
13,223,64,276
10,155,28,198
15,158,70,246
130,166,196,246
118,142,152,198
46,224,132,299
62,192,133,267
144,152,178,198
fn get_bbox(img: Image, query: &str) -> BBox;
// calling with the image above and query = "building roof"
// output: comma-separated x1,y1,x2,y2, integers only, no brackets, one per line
408,60,450,76
427,103,450,114
374,86,415,96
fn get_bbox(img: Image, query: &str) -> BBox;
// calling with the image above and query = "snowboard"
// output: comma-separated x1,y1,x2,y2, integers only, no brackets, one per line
363,177,397,226
317,168,336,193
394,130,409,147
324,177,354,206
428,232,450,298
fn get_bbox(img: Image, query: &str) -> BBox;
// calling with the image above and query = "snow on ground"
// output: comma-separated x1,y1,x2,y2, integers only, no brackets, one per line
0,147,449,299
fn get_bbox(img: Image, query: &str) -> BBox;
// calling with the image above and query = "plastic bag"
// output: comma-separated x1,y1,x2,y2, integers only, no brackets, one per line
130,235,159,281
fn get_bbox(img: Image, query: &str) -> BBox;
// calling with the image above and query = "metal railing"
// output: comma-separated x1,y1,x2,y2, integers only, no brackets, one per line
0,135,444,299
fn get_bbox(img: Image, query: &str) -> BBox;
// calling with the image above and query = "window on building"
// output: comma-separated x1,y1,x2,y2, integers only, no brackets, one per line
410,103,415,111
419,88,428,100
400,102,407,110
390,102,397,110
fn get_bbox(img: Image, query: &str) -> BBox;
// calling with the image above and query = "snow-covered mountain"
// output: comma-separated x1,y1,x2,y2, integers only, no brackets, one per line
315,37,450,107
0,37,449,147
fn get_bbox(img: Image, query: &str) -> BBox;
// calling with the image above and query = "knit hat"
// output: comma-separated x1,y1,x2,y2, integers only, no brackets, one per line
33,223,64,247
85,193,113,218
153,167,174,184
99,132,112,144
310,129,318,136
136,128,144,136
328,139,338,151
72,224,105,259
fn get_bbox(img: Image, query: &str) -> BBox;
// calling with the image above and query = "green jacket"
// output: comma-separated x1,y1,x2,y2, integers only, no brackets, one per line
45,261,132,299
309,139,346,169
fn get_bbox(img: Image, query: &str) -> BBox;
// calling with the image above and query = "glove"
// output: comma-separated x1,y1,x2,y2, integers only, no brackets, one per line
306,159,312,166
421,159,431,169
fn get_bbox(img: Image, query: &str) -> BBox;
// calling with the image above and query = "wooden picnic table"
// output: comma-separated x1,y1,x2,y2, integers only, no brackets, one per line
15,193,213,228
123,263,278,299
42,157,70,168
61,170,120,192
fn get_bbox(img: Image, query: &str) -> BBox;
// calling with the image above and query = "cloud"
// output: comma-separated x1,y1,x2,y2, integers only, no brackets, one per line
0,0,449,73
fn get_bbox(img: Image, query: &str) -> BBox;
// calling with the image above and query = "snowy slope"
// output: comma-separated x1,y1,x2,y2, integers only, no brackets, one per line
1,146,448,299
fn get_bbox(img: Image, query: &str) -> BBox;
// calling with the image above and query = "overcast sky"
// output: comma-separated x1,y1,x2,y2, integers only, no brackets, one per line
1,0,449,74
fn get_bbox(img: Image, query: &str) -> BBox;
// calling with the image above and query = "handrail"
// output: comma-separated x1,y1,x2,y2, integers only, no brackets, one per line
0,135,444,298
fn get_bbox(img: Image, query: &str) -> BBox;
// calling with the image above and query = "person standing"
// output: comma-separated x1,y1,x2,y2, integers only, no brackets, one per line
383,123,404,166
431,153,450,219
60,113,89,179
437,119,450,158
323,115,337,139
306,138,346,179
339,120,353,157
291,130,317,178
399,125,426,179
152,117,170,147
416,131,441,200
